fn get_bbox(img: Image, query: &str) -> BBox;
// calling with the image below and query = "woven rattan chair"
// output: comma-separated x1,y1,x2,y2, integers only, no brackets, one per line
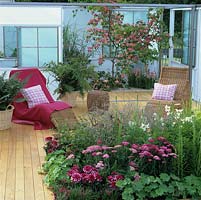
145,66,191,119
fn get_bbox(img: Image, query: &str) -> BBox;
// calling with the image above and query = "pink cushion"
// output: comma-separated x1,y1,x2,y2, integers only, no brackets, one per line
21,85,49,108
152,83,177,101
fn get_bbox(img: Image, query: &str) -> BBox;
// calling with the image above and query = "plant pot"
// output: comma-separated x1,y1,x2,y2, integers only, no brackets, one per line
60,91,79,107
87,90,110,112
0,105,14,130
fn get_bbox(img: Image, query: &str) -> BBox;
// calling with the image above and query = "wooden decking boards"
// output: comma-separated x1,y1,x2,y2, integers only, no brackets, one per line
0,90,154,200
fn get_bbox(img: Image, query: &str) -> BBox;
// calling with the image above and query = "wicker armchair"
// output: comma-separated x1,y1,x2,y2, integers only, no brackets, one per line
145,66,191,118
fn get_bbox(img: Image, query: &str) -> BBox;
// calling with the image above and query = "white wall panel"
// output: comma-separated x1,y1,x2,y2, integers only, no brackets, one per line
0,6,62,25
192,8,201,101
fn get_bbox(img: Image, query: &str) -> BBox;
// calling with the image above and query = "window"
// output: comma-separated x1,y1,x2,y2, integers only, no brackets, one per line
18,27,58,67
3,26,17,58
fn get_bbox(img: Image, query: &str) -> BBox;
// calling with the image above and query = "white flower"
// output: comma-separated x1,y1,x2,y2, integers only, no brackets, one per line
165,105,171,113
128,121,135,127
140,123,150,132
153,113,157,120
184,116,193,123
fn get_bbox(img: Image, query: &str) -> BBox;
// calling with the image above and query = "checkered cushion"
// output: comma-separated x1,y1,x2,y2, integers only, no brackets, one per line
152,83,177,101
21,85,49,108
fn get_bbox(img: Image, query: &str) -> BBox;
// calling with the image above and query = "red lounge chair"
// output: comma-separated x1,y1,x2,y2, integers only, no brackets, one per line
10,68,73,130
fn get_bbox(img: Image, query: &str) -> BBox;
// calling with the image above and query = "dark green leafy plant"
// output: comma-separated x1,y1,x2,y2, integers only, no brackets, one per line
0,72,25,111
117,173,201,200
46,59,97,97
0,51,4,58
46,25,97,97
128,68,157,89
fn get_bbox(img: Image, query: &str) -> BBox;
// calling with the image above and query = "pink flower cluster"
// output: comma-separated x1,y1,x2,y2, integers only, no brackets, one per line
67,165,102,184
82,145,114,159
130,137,177,163
82,142,130,159
107,172,124,188
45,136,59,154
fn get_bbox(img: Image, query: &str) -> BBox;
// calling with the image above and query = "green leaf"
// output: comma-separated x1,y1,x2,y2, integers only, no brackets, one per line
160,173,170,182
122,187,134,200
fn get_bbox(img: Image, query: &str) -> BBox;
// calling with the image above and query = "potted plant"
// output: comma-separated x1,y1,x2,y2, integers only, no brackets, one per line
46,24,97,107
46,58,97,107
0,72,24,130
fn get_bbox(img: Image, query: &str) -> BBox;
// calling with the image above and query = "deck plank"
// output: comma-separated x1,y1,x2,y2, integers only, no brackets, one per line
0,90,153,200
15,127,25,200
5,128,16,200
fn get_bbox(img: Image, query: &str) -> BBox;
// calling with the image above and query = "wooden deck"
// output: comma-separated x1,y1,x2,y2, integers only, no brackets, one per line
0,90,153,200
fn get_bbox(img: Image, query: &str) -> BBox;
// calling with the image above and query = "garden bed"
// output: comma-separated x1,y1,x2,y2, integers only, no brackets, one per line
42,106,201,200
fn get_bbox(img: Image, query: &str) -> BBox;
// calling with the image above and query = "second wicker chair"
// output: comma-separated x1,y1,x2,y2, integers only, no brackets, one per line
144,66,191,119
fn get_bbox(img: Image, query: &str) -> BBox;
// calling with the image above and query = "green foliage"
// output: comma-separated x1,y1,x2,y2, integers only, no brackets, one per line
147,107,201,177
0,72,25,111
0,51,4,58
63,25,89,63
46,60,96,97
128,68,156,89
46,25,97,97
117,173,201,200
91,71,128,91
42,150,74,187
42,105,201,199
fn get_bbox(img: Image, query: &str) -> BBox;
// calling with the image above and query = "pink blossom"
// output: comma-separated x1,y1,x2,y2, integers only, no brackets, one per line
95,161,104,170
67,165,79,176
131,144,139,149
102,154,110,159
71,172,82,183
102,146,112,150
157,136,166,142
134,174,141,181
67,154,75,160
82,145,102,154
148,138,155,143
45,136,53,142
130,148,138,154
139,151,153,158
153,155,161,160
83,165,96,174
107,172,124,188
121,141,129,146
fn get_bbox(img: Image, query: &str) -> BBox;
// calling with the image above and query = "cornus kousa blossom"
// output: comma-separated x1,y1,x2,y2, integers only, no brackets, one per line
87,2,168,76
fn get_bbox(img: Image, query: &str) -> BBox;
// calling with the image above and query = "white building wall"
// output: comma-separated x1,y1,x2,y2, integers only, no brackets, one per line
0,6,62,26
192,8,201,102
0,5,63,99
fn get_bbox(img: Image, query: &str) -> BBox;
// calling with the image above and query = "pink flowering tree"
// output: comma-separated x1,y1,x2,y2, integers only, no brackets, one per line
87,0,124,77
87,2,169,77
